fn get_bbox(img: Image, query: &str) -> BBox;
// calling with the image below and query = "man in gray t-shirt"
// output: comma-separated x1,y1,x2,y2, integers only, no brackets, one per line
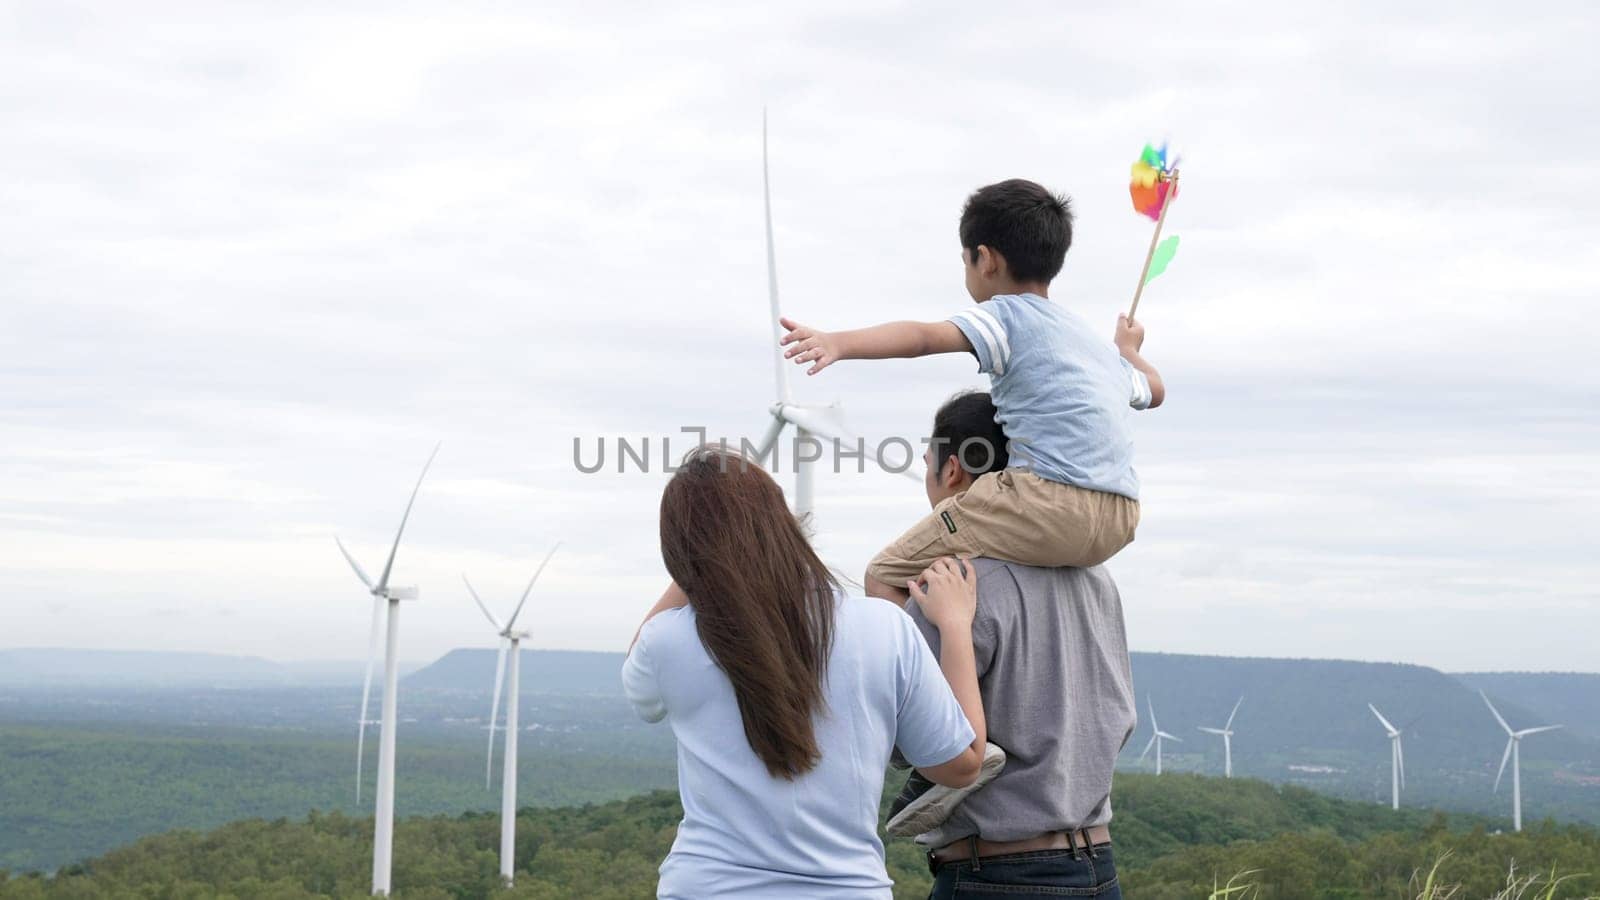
897,390,1137,898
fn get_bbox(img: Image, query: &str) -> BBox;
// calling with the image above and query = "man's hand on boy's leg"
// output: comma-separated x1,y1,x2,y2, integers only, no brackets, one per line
865,572,911,606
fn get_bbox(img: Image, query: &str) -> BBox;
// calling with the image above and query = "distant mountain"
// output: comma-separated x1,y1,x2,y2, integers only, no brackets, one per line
0,649,417,688
403,648,1600,771
1454,672,1600,742
0,649,291,688
404,648,626,695
1126,653,1596,771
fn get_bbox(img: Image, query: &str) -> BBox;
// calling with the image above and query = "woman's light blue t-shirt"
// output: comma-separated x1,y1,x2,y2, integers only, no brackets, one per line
622,594,975,899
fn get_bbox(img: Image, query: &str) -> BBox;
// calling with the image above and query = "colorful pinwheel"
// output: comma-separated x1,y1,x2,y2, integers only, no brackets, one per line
1129,143,1177,221
1128,142,1182,319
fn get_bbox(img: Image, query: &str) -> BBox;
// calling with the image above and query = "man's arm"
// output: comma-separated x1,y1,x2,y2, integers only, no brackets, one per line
780,317,972,376
1115,314,1165,409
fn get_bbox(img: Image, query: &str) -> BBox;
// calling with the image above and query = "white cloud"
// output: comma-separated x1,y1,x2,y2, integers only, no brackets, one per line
2,0,1596,670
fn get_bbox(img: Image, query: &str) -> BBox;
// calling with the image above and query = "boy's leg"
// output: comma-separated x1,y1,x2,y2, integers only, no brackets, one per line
865,573,910,605
865,484,987,593
868,470,1141,586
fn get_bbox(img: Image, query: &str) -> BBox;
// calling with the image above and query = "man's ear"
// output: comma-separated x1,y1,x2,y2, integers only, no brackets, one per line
939,455,967,491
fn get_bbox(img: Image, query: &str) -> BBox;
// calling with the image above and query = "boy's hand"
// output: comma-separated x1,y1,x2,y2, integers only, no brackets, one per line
1115,313,1146,354
907,558,978,632
779,317,843,375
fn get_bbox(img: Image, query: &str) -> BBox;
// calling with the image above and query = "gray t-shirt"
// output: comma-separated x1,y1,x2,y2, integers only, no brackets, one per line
904,558,1137,846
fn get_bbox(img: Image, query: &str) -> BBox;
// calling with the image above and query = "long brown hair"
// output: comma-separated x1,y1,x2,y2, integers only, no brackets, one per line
659,446,838,779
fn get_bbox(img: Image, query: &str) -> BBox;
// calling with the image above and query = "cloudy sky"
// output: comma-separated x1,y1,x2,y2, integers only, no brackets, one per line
3,0,1597,672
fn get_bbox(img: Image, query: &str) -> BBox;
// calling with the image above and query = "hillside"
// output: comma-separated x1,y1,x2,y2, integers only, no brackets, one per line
0,649,292,688
409,647,1600,786
404,649,626,696
0,649,416,688
3,776,1596,899
1455,672,1600,742
5,649,1598,873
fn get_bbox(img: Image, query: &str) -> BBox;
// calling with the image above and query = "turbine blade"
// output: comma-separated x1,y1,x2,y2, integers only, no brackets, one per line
762,108,791,405
506,543,561,630
1516,725,1562,737
1369,703,1398,736
781,404,852,445
1198,727,1226,735
1138,734,1156,763
1481,690,1513,736
355,594,383,802
486,640,509,790
752,415,786,459
462,574,504,632
335,537,374,590
1225,696,1243,730
1147,696,1159,735
1494,738,1513,792
374,443,440,594
1161,732,1184,743
780,404,923,483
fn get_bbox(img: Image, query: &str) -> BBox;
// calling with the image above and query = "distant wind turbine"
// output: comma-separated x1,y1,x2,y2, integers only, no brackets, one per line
1138,696,1183,775
1198,696,1243,778
1367,703,1406,810
1482,691,1561,832
335,444,438,896
752,109,916,520
462,544,560,887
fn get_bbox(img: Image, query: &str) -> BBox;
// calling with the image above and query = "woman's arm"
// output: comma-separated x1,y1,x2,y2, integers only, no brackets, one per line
628,581,690,653
907,559,985,787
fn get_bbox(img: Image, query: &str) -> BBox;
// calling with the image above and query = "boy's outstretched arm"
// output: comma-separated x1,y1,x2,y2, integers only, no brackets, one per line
780,317,972,376
1115,314,1165,409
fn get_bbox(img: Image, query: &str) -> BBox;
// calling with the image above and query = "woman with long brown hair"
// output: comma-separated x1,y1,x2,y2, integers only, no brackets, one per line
623,446,987,899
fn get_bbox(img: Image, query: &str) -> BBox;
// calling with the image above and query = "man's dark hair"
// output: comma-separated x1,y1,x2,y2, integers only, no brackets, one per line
959,179,1073,283
930,390,1008,478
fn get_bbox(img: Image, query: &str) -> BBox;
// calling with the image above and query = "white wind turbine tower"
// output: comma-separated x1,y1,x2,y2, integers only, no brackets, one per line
750,110,916,519
1367,703,1406,810
335,444,438,897
1138,696,1183,775
1482,690,1562,832
462,544,561,887
1197,696,1243,778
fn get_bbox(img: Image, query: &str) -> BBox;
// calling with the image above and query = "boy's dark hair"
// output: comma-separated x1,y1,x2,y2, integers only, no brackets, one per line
959,179,1073,283
930,390,1009,478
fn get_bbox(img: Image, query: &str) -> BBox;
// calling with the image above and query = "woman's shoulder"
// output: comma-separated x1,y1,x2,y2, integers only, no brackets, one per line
833,594,921,647
634,605,697,651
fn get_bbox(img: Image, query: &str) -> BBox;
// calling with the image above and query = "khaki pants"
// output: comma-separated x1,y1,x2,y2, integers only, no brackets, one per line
867,469,1139,586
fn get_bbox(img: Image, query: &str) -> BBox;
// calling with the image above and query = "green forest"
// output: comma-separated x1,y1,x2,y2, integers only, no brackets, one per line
3,775,1597,899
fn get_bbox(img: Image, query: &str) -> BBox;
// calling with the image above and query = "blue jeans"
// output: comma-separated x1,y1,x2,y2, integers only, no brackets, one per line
928,846,1121,898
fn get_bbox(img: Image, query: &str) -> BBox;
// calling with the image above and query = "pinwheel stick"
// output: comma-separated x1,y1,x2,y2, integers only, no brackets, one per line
1128,168,1180,321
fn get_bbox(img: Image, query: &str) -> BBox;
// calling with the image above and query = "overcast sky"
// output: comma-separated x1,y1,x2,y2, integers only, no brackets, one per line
3,0,1597,672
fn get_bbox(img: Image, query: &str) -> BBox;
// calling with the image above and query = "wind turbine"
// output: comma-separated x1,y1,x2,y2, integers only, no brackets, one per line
1138,696,1183,775
1482,691,1561,832
1197,696,1243,778
1368,703,1406,810
462,544,560,887
335,444,438,896
749,109,915,519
